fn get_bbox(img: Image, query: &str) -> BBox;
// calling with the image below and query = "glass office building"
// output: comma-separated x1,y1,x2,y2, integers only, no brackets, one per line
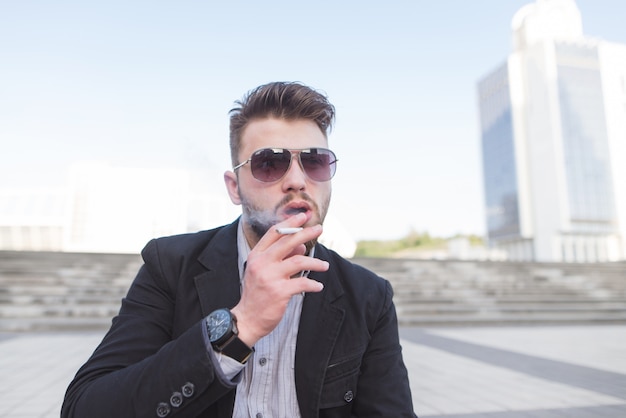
479,68,521,240
478,0,626,262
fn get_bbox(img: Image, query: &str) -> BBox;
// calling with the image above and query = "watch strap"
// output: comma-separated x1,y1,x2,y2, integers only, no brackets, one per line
219,335,255,364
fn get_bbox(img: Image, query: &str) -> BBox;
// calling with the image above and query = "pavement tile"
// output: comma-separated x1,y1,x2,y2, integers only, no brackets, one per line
401,339,624,416
0,326,625,417
426,326,626,374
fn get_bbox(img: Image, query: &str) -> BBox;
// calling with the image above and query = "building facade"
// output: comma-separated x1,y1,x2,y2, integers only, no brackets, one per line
478,0,626,262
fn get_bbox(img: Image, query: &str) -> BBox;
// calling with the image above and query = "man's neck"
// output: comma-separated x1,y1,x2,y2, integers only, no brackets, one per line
239,220,260,249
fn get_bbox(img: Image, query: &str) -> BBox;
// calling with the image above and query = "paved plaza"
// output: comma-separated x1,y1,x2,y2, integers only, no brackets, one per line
0,325,624,417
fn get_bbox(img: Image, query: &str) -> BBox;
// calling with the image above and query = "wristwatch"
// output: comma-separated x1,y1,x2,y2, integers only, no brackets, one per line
205,308,254,364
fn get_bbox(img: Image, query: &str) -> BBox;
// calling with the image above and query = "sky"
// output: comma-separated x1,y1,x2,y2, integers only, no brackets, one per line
1,0,625,241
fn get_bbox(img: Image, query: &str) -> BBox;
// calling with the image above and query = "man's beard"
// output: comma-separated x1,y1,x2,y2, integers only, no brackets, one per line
240,190,330,254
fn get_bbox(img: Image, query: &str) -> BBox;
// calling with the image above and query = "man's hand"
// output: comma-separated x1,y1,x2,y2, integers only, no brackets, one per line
230,212,328,347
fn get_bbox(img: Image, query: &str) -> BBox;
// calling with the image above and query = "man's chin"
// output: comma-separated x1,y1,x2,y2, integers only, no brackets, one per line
305,239,317,255
249,222,271,243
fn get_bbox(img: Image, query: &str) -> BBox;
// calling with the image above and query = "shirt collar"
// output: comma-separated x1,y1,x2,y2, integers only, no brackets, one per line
236,219,251,283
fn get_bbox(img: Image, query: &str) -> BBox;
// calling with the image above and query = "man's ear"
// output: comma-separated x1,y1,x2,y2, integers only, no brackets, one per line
224,171,242,205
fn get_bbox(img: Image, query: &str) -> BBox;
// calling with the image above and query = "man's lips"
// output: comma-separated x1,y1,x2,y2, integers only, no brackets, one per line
282,202,312,217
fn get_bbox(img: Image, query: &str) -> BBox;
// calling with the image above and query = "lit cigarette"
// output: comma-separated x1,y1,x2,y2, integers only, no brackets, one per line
276,227,303,235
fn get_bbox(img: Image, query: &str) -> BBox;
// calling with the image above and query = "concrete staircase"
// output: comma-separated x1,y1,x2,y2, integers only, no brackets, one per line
355,257,626,326
1,251,625,331
0,251,141,331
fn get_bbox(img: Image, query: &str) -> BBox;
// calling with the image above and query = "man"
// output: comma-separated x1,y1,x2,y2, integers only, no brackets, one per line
62,82,417,417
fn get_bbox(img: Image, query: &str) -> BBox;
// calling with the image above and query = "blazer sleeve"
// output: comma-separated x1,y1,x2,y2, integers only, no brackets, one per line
352,280,417,417
61,238,236,418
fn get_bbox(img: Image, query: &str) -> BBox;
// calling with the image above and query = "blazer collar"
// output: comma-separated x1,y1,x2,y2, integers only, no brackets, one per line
194,219,242,316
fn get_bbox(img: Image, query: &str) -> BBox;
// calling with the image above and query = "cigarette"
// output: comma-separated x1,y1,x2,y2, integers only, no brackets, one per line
276,227,303,235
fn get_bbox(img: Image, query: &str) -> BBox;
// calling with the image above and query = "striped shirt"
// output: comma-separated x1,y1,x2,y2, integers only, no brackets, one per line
215,221,305,418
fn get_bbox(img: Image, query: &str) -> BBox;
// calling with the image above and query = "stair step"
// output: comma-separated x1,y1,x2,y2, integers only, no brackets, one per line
0,317,113,332
0,304,121,318
2,251,625,331
397,303,626,314
398,312,626,326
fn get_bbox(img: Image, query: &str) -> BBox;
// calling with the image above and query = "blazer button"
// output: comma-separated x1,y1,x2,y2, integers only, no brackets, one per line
182,382,195,398
170,391,183,408
343,390,354,403
156,402,171,417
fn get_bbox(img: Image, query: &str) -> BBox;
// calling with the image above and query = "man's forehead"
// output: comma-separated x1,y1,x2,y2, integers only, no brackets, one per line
239,118,328,153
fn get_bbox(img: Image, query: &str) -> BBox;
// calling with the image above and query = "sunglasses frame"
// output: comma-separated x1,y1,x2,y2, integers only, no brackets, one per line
233,147,338,183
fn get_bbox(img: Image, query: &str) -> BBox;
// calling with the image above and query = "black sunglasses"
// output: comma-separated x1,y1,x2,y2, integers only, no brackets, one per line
233,148,338,183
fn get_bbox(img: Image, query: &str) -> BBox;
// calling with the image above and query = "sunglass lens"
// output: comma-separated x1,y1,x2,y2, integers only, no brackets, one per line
300,149,337,181
250,148,292,182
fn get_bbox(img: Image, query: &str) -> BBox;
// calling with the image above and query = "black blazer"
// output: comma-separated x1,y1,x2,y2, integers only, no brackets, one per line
62,219,417,417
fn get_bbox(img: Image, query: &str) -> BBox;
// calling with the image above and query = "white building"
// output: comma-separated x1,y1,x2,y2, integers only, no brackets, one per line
0,162,356,257
0,163,213,253
478,0,626,262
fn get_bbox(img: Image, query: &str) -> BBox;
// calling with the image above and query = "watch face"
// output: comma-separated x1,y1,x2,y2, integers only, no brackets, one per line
208,309,232,343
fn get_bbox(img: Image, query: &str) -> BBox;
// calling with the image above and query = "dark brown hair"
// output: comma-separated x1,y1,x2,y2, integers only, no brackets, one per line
229,82,335,166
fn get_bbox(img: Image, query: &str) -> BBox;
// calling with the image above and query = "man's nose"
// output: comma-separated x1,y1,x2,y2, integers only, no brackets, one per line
281,155,307,191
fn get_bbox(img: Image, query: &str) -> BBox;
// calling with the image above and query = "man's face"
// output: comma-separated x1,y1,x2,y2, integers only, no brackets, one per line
224,117,332,248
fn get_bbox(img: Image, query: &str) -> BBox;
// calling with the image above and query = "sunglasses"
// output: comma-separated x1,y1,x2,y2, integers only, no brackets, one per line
233,147,338,183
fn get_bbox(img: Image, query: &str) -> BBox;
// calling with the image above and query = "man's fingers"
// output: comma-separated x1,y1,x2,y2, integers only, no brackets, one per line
289,277,325,293
283,255,328,277
286,244,307,259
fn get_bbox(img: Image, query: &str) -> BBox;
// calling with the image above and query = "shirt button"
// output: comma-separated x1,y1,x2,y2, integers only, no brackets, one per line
182,382,195,398
170,392,183,408
256,413,263,418
344,390,354,403
156,402,171,417
259,357,267,366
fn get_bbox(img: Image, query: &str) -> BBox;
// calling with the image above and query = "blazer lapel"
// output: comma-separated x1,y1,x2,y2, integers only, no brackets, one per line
194,221,242,317
295,246,345,418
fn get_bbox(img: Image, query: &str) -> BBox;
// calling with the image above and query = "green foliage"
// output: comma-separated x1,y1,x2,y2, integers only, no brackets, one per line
354,240,405,257
354,230,484,258
449,233,484,246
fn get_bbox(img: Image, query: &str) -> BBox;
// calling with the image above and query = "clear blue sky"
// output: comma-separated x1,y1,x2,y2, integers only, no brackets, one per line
1,0,625,240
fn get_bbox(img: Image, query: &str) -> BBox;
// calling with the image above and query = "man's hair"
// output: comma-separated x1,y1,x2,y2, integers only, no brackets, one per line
229,81,336,167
